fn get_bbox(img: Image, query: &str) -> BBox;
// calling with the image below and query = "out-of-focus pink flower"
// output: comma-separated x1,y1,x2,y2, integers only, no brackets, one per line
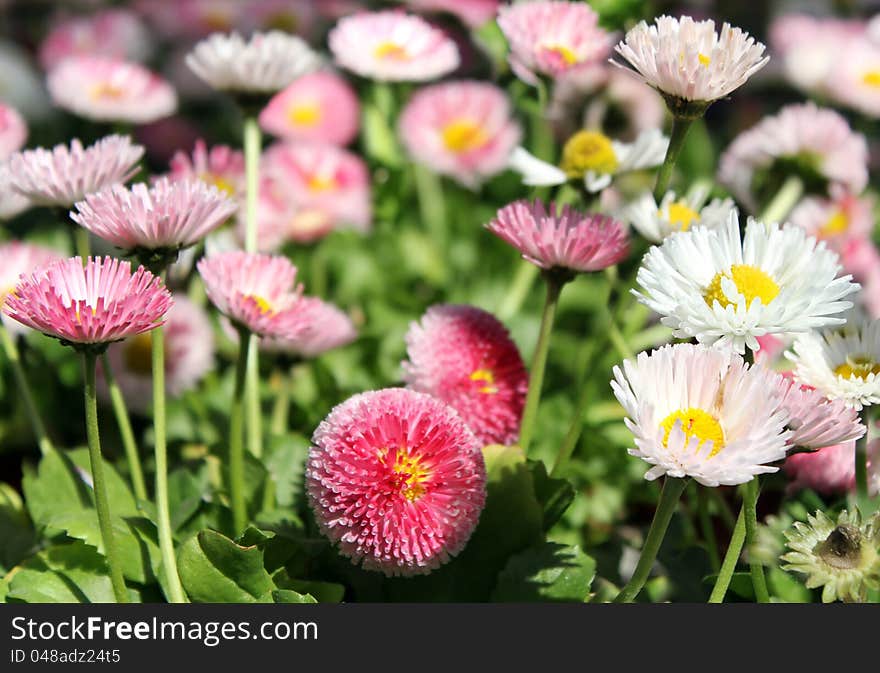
0,241,64,336
307,387,487,576
785,439,879,496
134,117,203,165
403,0,499,28
788,188,874,254
839,237,880,284
754,334,788,366
861,266,880,319
0,164,31,220
47,56,177,124
826,39,880,118
168,139,245,199
39,9,152,70
399,80,521,188
774,376,866,450
0,103,27,161
261,296,356,358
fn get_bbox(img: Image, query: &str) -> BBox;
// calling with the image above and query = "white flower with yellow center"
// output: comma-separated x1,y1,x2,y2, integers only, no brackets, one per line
611,343,791,486
621,186,735,243
508,128,668,193
826,40,880,119
786,318,880,410
634,215,859,354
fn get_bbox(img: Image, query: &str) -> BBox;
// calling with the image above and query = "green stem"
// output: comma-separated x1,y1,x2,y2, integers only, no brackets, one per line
245,338,263,459
550,379,591,477
653,116,694,201
613,477,688,603
270,367,293,437
697,487,721,573
152,325,185,603
708,508,746,603
309,242,328,299
82,351,128,603
855,408,871,515
759,175,804,223
518,275,564,453
0,324,53,455
230,328,252,534
74,227,90,260
243,116,261,254
743,478,769,603
498,263,539,321
413,163,447,254
100,353,147,501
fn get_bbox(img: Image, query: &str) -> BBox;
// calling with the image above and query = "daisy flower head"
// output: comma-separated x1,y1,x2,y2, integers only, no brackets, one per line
783,441,875,496
403,0,499,28
328,11,460,82
8,135,144,208
621,186,736,244
399,80,521,188
47,56,177,125
487,199,628,275
39,8,152,71
0,103,27,161
0,164,31,220
612,15,768,113
402,304,528,446
774,375,865,450
634,215,859,354
825,40,880,118
497,1,610,85
2,256,172,349
788,188,874,255
168,139,245,199
260,296,356,359
0,241,64,337
307,387,487,576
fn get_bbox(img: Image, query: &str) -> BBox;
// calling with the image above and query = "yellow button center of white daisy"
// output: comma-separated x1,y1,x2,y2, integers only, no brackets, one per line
820,209,849,236
541,44,578,66
374,41,409,61
834,354,880,380
441,119,488,153
469,368,498,395
560,130,618,177
698,53,711,67
664,201,700,232
862,70,880,87
123,332,154,376
382,448,428,502
660,407,725,456
704,264,780,309
288,103,321,127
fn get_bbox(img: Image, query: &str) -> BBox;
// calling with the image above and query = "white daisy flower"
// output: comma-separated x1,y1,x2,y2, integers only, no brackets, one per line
786,318,880,410
610,343,791,486
634,215,859,354
186,31,321,94
620,185,735,243
612,15,768,109
508,128,668,193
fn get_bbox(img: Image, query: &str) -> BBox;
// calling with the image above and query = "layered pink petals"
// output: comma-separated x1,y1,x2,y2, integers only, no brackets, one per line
0,241,64,335
774,376,866,450
39,9,152,70
0,103,27,161
168,139,244,199
261,297,356,358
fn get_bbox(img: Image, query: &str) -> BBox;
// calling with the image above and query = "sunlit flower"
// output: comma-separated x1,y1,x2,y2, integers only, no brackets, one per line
39,8,152,70
328,11,459,82
788,188,874,255
0,241,64,337
403,0,499,28
168,139,245,199
399,80,521,188
403,304,527,446
260,297,356,359
307,387,487,576
0,103,27,161
611,343,791,486
621,186,735,243
774,375,865,450
826,40,880,118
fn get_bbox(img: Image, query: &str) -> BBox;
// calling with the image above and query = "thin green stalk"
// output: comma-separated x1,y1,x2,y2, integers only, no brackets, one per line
243,116,261,254
82,351,128,603
550,379,591,477
245,339,263,459
855,408,871,515
697,487,721,573
100,353,147,501
498,263,539,321
518,275,564,453
743,478,770,603
152,324,185,603
270,367,293,437
0,324,53,455
653,116,694,201
613,477,688,603
708,508,746,603
708,487,737,532
413,163,447,253
759,175,804,224
74,227,90,260
230,328,252,534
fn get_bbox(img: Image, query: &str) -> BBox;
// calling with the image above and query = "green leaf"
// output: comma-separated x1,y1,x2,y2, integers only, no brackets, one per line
263,433,310,510
492,543,596,602
362,99,403,168
268,589,316,604
0,483,36,573
528,461,575,531
6,541,121,603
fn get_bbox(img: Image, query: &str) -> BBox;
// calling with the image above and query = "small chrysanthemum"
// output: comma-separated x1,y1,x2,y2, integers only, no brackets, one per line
0,241,64,336
47,56,177,124
774,375,865,450
787,318,880,410
39,8,152,70
782,509,880,603
612,15,768,109
0,103,27,161
402,304,528,446
2,256,172,347
168,139,245,198
259,71,359,146
185,30,321,95
497,1,610,85
260,296,356,359
307,387,487,576
328,11,460,82
635,215,859,354
610,343,792,486
197,251,306,339
487,199,628,274
399,80,521,188
621,187,735,244
8,135,144,207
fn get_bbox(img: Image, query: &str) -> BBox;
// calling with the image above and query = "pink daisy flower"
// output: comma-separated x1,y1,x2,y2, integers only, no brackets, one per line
825,40,880,118
328,11,460,82
307,387,487,576
840,237,880,286
788,188,874,255
497,1,610,85
399,80,521,188
261,296,356,359
0,241,64,337
774,375,866,450
487,199,629,274
2,256,172,346
785,439,879,496
0,164,31,220
197,251,306,339
168,139,245,199
403,0,499,28
403,304,527,446
39,9,152,70
47,55,177,124
259,71,360,146
0,103,27,161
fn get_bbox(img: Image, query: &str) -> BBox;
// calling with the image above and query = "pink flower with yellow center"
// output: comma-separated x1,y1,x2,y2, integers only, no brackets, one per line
261,296,356,358
403,304,527,446
259,71,360,146
168,139,245,199
789,188,874,255
497,1,610,85
307,387,487,576
328,10,460,82
403,0,499,28
39,9,152,70
0,241,64,336
399,80,521,188
47,56,177,125
487,199,629,273
826,40,880,118
0,103,27,161
2,256,172,346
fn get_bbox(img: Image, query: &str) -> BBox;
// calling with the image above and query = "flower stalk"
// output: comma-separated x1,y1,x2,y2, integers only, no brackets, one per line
0,323,53,455
230,326,252,533
101,352,147,501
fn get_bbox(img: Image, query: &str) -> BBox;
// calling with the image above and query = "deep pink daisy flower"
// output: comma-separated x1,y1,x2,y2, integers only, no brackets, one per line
261,296,356,358
307,387,487,576
403,304,527,445
2,256,172,346
774,374,866,450
487,199,629,273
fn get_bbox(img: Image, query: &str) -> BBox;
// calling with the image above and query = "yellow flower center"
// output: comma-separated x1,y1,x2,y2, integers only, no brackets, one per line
381,448,429,502
245,294,274,315
307,174,338,192
560,130,618,177
698,53,711,67
541,44,578,65
441,119,488,153
89,82,126,100
288,103,321,127
704,264,780,309
122,332,154,376
374,41,409,61
199,172,235,196
861,70,880,87
664,201,701,232
819,209,849,237
469,368,498,395
660,407,725,455
834,355,880,380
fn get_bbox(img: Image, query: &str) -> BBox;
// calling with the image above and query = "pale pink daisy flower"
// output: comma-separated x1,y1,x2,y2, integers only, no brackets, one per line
784,439,879,496
403,304,527,446
825,40,880,118
260,296,356,359
774,376,866,450
788,188,874,255
8,135,144,208
259,71,360,146
497,1,610,85
0,103,27,161
0,241,64,337
328,11,460,82
2,256,172,346
47,56,177,124
487,199,628,274
168,139,245,199
0,163,31,220
307,387,487,576
399,80,521,188
718,103,869,213
403,0,499,28
39,9,152,70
